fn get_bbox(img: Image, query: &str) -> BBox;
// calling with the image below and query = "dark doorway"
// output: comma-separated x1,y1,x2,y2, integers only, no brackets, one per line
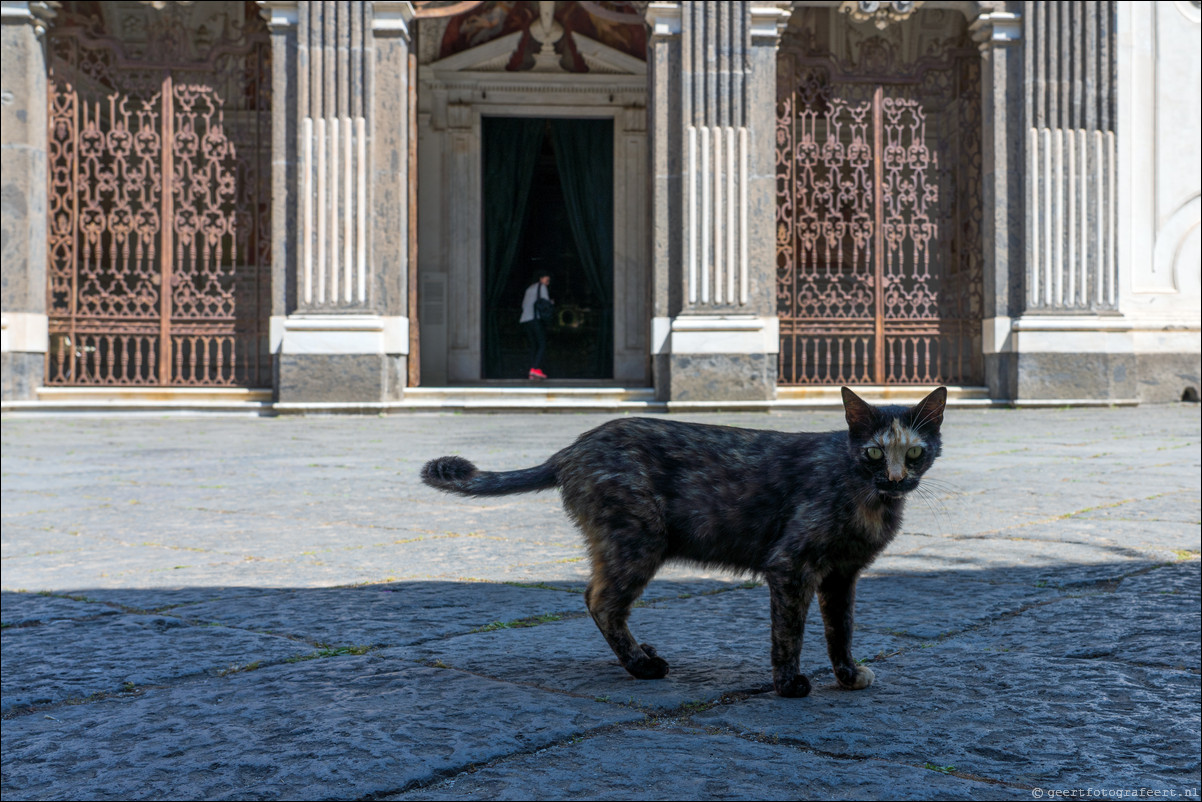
482,117,613,380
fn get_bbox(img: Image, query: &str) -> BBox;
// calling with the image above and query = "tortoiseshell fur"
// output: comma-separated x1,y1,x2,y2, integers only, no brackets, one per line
421,386,947,697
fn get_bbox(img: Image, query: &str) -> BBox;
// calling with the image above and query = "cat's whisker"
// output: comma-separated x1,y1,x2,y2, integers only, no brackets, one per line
910,406,935,430
908,387,946,433
916,477,962,498
911,484,951,535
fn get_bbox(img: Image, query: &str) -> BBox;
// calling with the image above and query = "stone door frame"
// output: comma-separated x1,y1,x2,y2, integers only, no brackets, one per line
415,39,649,385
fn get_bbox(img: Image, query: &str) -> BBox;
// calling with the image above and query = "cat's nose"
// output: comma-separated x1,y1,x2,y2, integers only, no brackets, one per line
886,468,907,482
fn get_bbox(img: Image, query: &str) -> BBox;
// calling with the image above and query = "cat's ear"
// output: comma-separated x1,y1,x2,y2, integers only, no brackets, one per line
841,387,877,438
909,386,947,433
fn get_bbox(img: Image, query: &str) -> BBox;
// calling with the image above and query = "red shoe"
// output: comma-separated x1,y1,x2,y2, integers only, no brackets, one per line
528,368,547,380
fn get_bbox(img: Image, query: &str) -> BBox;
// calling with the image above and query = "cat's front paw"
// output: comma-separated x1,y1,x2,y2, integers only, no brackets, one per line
626,654,669,680
835,664,875,690
774,673,811,698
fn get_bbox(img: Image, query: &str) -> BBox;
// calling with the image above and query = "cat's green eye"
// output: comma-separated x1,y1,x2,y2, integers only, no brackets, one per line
906,446,924,459
866,447,884,460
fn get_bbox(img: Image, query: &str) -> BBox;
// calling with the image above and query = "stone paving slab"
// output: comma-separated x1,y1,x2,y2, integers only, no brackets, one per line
19,584,285,612
695,647,1200,791
970,516,1200,552
952,561,1202,672
849,573,1061,640
394,725,1033,801
292,535,585,580
0,658,642,801
172,582,586,647
1074,492,1202,524
1,529,99,560
1,613,313,712
0,591,113,624
899,487,1159,539
872,535,1166,586
0,543,249,591
5,504,433,554
1068,469,1201,497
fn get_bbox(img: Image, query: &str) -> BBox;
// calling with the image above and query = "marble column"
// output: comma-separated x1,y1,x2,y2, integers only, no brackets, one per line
647,1,790,403
0,1,52,400
983,2,1142,403
266,0,413,404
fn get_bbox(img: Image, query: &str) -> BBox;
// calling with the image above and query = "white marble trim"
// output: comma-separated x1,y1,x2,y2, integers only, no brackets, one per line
0,312,49,353
272,315,409,355
651,315,780,355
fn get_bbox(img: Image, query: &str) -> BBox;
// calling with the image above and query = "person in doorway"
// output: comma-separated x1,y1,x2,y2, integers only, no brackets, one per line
520,272,553,380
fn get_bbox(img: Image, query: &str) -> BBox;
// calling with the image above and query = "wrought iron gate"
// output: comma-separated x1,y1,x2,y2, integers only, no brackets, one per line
775,17,983,386
45,2,271,387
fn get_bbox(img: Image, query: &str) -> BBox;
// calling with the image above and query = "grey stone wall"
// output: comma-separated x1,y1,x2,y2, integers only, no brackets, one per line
1,8,48,400
974,3,1025,401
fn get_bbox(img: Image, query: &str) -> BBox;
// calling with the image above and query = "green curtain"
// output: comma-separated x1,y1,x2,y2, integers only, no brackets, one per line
549,118,614,378
482,117,545,376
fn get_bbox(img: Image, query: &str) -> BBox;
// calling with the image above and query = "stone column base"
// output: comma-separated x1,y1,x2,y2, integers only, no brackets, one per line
1,312,48,401
272,315,408,403
276,353,405,403
1134,352,1201,403
1006,351,1139,404
651,315,778,402
2,352,44,400
983,315,1201,404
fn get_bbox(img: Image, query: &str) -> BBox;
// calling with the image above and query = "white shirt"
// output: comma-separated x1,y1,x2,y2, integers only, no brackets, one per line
519,282,551,324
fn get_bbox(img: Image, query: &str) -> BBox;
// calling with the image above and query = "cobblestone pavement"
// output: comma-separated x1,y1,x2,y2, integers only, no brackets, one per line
2,405,1200,800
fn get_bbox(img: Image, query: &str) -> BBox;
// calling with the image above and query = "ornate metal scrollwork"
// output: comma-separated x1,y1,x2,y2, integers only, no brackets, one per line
776,11,983,386
838,1,922,31
45,1,272,387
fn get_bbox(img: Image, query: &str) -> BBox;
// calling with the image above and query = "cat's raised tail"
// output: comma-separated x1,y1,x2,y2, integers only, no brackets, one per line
421,456,557,496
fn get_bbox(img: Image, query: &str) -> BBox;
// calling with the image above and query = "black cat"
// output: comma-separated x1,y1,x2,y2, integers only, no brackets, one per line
421,386,947,697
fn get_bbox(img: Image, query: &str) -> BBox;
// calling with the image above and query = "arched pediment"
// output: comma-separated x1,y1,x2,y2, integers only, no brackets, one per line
427,28,645,75
422,1,647,76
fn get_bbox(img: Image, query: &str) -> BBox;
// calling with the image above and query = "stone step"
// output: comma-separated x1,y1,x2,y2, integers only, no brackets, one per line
5,385,996,414
774,385,993,407
7,386,274,415
278,386,661,414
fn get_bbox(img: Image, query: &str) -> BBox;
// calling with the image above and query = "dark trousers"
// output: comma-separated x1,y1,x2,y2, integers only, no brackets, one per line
522,320,546,370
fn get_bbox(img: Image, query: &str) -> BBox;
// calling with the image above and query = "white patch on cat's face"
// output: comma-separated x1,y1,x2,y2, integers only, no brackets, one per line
870,420,927,482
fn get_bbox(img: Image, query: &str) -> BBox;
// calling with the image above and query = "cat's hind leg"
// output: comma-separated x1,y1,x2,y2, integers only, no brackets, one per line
584,551,668,680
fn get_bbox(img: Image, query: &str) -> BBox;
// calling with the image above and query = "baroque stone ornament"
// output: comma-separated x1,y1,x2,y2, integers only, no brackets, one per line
838,0,922,30
531,0,564,71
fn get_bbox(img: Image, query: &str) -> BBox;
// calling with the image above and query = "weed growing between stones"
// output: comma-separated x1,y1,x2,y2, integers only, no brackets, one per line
503,581,580,593
285,645,372,663
471,613,564,633
216,661,262,677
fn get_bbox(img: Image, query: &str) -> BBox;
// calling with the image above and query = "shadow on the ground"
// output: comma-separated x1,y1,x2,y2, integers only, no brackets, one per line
3,558,1197,716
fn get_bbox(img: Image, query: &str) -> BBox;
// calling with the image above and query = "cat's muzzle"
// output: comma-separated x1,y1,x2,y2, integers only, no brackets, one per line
876,478,917,498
